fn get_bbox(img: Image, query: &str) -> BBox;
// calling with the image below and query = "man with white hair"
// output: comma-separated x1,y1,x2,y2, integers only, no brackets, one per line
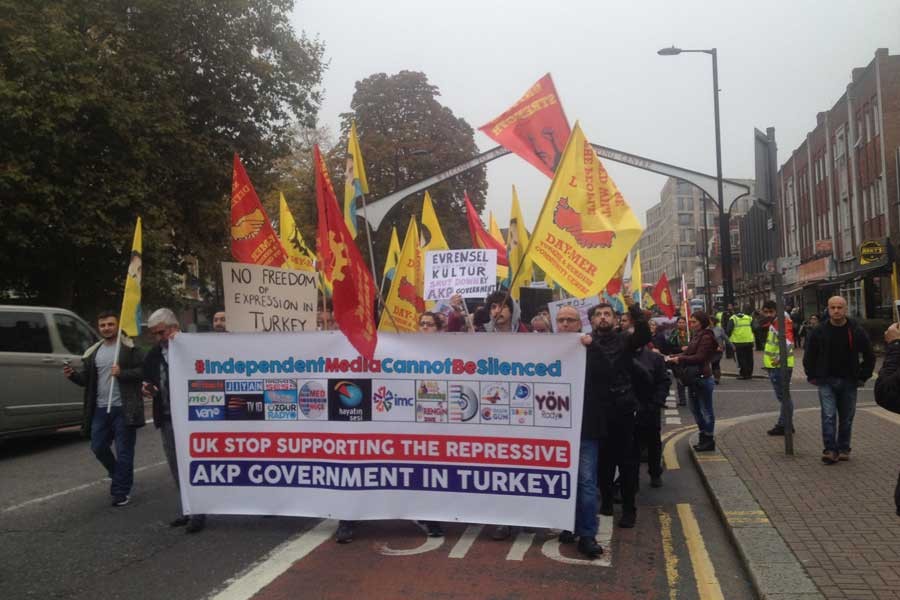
143,308,206,533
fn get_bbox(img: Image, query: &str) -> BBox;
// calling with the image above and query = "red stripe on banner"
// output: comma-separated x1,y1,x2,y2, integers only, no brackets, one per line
189,432,570,468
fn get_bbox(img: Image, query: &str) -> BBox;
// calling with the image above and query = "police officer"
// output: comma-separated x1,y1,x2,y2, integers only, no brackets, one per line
727,305,755,379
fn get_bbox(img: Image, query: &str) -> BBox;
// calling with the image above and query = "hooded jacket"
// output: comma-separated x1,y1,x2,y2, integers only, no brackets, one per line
476,299,530,333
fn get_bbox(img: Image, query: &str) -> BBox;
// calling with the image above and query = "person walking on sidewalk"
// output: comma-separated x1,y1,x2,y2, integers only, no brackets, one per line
761,300,795,436
726,305,755,379
667,312,718,451
873,323,900,515
802,296,875,465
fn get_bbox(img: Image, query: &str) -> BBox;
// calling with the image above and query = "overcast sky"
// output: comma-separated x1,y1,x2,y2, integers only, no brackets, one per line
292,0,900,229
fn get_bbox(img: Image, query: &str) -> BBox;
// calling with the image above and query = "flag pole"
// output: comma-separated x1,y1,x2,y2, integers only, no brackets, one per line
357,193,402,332
106,329,122,413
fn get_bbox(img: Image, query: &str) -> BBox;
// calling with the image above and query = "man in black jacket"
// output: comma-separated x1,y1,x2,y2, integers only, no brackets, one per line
64,311,144,506
582,302,650,540
632,323,671,489
802,296,876,465
143,307,206,533
874,322,900,516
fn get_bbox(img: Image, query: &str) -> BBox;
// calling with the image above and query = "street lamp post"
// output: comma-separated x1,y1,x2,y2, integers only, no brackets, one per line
658,46,733,307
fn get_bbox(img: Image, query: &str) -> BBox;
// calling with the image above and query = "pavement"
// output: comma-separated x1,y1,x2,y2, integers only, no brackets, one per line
692,401,900,600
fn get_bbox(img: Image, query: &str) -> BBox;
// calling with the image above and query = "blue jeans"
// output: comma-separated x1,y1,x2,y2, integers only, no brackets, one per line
767,368,793,427
688,377,715,435
574,439,599,538
816,378,857,453
90,406,137,497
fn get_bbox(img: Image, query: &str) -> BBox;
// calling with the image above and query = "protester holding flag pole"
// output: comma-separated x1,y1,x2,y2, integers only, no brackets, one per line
63,217,146,507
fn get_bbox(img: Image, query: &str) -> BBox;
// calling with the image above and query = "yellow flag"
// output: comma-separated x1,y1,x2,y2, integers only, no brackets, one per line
279,193,316,272
119,218,142,337
382,226,401,282
507,185,534,300
343,121,369,239
420,191,449,253
525,121,643,298
488,211,510,280
379,216,424,332
631,250,643,305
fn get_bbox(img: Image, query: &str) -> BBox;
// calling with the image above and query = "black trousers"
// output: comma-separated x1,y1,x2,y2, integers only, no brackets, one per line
635,407,662,478
599,410,637,512
735,343,754,378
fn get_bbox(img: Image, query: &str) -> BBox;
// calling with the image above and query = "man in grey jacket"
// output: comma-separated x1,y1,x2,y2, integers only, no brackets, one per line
64,310,145,506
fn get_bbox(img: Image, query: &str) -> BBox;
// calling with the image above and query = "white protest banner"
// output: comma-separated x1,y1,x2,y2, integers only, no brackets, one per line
424,249,497,301
547,296,601,333
169,331,585,530
222,262,317,333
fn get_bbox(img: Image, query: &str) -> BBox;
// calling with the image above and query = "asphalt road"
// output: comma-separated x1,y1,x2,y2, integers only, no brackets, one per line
1,374,855,600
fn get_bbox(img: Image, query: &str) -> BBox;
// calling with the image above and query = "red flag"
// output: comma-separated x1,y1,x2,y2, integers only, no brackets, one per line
479,74,571,178
231,154,287,266
314,145,378,359
464,193,508,266
652,273,676,318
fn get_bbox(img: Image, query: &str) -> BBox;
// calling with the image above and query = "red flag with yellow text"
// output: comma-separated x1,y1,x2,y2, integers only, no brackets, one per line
314,145,378,359
231,154,287,266
464,193,508,266
479,74,571,178
652,273,676,318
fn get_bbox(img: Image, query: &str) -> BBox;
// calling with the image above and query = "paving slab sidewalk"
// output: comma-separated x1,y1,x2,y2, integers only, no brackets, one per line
692,407,900,600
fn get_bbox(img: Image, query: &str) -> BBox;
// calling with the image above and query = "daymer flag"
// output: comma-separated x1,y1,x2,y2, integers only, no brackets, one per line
119,217,142,337
382,226,401,284
524,121,643,298
343,120,369,239
631,250,643,305
420,191,449,253
488,211,510,280
314,145,378,359
279,193,316,272
652,273,676,318
231,154,287,266
479,73,571,178
379,216,425,333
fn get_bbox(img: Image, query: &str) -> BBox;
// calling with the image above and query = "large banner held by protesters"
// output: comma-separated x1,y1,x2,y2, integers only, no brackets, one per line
221,262,317,333
169,332,585,530
424,249,497,301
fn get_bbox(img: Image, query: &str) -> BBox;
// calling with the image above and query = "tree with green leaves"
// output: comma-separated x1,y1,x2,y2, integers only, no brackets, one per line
0,0,325,315
336,71,488,277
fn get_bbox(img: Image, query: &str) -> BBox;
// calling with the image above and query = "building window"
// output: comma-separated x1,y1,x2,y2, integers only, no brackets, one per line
678,213,693,226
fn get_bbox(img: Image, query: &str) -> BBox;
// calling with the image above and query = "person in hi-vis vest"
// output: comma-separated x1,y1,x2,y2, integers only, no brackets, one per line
727,305,755,379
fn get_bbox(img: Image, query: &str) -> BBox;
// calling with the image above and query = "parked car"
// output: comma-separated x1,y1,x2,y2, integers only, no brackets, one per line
0,306,99,438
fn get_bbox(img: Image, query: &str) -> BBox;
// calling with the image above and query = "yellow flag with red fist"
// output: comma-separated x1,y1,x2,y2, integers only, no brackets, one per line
524,121,642,298
379,216,424,333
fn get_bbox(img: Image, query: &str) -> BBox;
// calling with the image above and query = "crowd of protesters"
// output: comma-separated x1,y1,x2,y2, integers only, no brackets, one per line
61,286,896,559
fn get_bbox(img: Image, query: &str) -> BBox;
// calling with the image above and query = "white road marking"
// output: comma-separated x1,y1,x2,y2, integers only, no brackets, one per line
665,409,679,416
666,417,682,425
506,531,535,561
448,524,482,558
1,461,166,514
378,528,445,556
209,519,337,600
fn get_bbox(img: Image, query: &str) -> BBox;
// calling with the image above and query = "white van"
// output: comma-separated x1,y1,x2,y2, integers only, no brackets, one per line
0,306,99,438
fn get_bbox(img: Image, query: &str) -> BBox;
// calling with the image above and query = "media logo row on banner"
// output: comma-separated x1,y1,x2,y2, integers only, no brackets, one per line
187,379,572,428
